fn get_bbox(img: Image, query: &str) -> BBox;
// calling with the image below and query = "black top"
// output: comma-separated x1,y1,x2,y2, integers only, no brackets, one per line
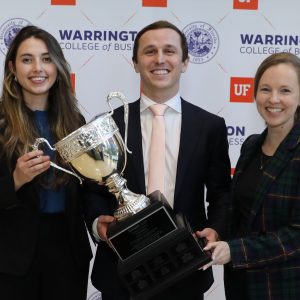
234,149,272,236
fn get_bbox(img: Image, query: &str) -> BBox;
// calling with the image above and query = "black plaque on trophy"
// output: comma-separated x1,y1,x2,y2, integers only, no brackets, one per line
107,191,211,300
107,191,178,260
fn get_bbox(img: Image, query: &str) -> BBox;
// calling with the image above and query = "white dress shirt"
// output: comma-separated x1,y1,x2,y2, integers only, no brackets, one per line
92,94,182,240
140,93,182,208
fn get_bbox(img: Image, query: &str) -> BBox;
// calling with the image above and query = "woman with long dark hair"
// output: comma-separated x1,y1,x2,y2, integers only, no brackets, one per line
0,25,92,300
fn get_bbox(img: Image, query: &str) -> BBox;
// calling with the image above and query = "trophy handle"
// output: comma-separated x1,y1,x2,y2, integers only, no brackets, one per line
32,138,83,184
107,92,132,154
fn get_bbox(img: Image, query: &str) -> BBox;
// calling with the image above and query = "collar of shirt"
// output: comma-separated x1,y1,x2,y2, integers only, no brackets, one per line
140,93,182,114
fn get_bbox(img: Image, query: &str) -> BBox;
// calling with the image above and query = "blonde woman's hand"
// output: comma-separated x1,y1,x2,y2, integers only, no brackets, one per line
201,241,231,270
13,150,51,191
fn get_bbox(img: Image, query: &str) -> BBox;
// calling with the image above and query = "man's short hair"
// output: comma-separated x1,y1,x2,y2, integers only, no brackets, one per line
132,20,189,63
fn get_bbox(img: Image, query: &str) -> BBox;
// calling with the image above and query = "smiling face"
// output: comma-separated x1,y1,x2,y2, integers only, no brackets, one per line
10,37,58,110
133,28,189,102
255,63,300,134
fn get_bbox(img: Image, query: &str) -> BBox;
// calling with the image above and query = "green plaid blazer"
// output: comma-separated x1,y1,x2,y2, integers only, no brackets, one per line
225,122,300,300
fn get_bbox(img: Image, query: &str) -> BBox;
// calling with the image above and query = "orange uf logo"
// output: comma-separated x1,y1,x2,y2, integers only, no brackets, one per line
233,0,258,10
230,77,254,103
51,0,76,5
142,0,167,7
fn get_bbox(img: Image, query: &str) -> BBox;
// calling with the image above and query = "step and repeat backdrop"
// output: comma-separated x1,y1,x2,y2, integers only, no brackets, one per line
0,0,298,299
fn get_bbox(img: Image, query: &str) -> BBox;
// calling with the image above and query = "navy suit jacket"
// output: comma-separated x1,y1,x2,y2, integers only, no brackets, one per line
84,98,231,298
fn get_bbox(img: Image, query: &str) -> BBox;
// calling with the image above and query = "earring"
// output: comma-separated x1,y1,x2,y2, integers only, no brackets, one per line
14,76,18,82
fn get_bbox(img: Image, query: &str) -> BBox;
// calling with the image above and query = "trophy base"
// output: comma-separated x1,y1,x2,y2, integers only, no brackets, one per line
118,227,211,300
107,191,211,299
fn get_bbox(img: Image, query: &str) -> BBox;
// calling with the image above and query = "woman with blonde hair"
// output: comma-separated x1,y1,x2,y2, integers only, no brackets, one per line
204,52,300,300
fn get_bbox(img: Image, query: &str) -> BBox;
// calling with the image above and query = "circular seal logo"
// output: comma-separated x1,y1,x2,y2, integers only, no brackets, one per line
183,21,219,64
87,291,102,300
0,18,31,55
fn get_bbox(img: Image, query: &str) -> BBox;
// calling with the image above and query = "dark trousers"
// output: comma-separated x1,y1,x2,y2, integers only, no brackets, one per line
0,213,89,300
101,291,204,300
101,275,205,300
149,276,205,300
150,289,204,300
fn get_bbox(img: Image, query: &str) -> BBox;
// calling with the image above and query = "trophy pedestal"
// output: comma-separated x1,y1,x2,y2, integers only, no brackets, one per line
118,227,210,300
107,191,211,299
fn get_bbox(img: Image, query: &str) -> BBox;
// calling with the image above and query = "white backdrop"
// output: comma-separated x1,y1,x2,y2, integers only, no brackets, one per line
1,0,298,299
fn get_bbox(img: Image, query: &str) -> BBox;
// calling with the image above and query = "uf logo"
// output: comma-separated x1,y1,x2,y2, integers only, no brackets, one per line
142,0,167,7
233,0,258,10
51,0,76,5
230,77,254,103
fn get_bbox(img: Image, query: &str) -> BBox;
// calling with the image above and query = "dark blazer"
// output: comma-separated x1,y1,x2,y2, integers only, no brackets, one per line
85,98,231,299
0,149,93,276
225,122,300,300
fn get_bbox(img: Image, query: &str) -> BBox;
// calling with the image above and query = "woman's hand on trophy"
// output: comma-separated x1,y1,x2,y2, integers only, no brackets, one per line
13,150,51,191
97,215,116,242
201,241,231,270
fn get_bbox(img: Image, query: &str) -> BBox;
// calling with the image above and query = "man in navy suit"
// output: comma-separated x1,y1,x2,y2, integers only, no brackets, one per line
84,20,231,300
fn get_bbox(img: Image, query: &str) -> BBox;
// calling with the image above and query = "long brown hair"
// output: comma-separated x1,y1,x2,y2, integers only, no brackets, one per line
0,25,83,187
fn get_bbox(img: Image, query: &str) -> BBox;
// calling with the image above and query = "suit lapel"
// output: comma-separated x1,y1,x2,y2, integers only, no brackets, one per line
174,100,199,203
127,100,146,194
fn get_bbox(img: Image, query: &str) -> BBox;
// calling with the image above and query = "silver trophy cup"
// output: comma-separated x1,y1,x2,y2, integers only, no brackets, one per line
32,92,150,221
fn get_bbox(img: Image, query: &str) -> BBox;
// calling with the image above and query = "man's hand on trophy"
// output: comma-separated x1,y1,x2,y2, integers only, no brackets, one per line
97,215,115,242
97,180,106,186
194,228,219,271
195,227,219,243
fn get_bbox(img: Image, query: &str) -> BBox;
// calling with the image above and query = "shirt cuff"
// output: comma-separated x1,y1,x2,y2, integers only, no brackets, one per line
92,217,103,242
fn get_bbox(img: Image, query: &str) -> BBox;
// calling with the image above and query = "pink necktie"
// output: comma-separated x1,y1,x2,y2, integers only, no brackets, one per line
147,104,167,195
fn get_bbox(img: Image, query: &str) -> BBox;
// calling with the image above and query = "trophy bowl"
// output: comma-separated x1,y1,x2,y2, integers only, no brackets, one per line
32,92,150,220
54,111,125,183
